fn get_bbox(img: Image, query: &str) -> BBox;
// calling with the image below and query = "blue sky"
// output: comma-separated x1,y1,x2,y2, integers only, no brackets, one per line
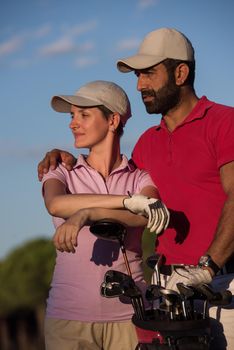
0,0,233,259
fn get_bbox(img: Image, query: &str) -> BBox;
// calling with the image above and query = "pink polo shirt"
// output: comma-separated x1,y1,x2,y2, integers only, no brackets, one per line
132,96,234,265
42,154,155,321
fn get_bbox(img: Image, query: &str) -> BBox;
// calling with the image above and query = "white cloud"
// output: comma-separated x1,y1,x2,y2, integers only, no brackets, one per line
39,38,94,57
62,20,98,37
74,56,98,68
78,42,95,52
0,21,96,64
0,24,51,58
32,24,51,38
0,141,73,159
38,20,97,57
39,37,75,56
0,36,24,56
138,0,159,9
116,38,140,52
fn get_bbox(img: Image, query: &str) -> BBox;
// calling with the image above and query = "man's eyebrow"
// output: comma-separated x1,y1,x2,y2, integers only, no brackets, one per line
135,66,157,74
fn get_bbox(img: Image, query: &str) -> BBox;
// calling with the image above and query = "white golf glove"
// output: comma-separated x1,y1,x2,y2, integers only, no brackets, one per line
166,266,213,293
123,194,170,234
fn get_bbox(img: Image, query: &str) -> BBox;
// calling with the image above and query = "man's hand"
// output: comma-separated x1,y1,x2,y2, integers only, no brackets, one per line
37,149,76,181
166,266,213,293
123,194,170,234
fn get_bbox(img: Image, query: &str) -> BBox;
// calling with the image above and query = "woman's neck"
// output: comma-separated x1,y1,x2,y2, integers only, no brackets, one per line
86,138,122,179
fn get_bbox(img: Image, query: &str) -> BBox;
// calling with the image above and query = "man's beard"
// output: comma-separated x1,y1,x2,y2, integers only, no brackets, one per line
141,76,181,116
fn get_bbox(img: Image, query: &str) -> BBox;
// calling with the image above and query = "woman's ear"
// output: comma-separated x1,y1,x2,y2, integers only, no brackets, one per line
109,112,121,132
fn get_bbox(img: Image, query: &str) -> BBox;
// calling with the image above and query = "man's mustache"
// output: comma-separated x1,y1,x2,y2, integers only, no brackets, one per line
141,90,155,99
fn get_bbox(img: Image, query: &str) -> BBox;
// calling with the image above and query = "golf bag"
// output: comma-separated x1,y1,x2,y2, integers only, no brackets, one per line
93,221,232,350
133,309,211,350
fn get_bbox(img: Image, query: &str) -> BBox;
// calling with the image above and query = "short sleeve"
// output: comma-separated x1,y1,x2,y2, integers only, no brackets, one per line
214,109,234,168
135,169,157,193
41,164,68,197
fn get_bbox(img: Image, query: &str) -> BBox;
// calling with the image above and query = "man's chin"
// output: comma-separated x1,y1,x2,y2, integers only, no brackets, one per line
144,104,159,115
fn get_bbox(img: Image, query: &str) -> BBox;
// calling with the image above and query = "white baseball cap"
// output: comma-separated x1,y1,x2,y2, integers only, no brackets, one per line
117,27,194,73
51,80,132,126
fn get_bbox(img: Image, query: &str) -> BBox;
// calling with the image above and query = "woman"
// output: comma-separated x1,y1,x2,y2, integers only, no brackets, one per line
42,80,169,350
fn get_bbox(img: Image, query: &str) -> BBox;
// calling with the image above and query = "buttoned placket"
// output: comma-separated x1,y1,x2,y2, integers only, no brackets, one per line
162,121,192,166
82,161,129,195
167,132,173,165
159,124,175,166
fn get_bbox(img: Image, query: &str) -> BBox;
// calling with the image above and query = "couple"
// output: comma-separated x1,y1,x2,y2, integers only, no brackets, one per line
40,27,234,350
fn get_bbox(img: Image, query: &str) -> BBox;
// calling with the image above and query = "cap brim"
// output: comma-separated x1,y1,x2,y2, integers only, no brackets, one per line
117,54,166,72
51,95,102,113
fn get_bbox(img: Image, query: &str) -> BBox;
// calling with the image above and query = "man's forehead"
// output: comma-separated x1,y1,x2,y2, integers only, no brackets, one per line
134,62,164,75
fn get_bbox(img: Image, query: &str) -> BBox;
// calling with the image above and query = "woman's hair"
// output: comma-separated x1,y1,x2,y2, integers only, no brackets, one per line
162,58,195,88
97,105,124,137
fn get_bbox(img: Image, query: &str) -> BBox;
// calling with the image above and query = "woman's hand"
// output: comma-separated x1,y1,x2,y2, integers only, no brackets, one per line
53,208,90,253
123,194,170,234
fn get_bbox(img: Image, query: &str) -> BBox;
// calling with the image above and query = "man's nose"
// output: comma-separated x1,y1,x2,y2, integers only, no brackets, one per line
137,74,146,91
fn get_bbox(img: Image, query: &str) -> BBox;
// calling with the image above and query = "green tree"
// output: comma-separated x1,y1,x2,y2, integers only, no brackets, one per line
0,238,55,316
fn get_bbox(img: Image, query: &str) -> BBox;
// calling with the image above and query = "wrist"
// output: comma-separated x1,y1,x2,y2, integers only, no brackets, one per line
78,208,91,222
200,265,215,277
122,195,129,208
198,254,220,276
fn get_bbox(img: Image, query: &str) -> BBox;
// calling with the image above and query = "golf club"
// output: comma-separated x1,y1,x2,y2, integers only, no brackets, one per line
100,269,146,320
90,220,132,276
145,284,164,311
146,253,163,286
159,288,182,320
176,283,195,320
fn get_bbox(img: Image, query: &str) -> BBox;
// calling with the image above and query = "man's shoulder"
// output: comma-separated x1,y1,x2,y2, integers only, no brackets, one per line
207,98,234,115
205,99,234,128
139,125,160,139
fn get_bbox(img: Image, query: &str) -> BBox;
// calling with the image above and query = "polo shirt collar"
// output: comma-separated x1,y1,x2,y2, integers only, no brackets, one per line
73,154,134,172
158,96,214,130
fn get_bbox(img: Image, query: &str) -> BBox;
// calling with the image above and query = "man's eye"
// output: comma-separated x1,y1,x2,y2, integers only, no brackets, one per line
144,70,154,76
135,69,154,77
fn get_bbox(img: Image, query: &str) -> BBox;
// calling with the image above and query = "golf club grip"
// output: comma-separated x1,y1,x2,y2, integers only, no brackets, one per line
209,290,232,306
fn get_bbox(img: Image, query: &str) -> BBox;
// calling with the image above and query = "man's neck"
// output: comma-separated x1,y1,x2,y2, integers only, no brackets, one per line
163,90,199,132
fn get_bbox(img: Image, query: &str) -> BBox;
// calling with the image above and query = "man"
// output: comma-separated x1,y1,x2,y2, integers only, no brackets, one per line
38,28,234,349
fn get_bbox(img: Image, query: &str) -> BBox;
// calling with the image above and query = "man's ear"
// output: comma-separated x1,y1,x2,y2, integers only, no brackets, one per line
175,63,190,86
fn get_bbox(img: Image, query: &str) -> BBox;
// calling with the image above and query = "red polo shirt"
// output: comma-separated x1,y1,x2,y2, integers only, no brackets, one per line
132,96,234,265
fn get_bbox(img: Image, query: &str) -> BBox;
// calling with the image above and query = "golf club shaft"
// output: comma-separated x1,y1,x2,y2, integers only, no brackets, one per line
119,243,132,277
131,296,145,320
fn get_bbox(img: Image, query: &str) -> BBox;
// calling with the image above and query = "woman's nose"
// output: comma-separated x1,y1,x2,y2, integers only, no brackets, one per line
69,117,79,129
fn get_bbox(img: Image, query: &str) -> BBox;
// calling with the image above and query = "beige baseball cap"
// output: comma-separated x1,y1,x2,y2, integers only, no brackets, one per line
117,27,194,73
51,80,132,126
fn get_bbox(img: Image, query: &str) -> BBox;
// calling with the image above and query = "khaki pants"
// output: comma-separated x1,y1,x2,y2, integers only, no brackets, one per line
44,318,138,350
